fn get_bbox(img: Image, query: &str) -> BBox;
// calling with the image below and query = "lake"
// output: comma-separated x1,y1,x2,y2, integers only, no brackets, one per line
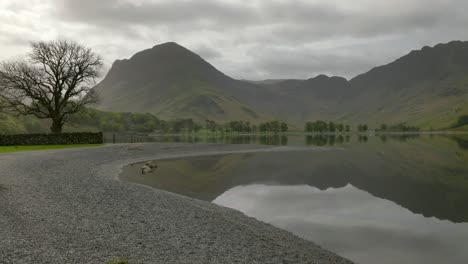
120,134,468,264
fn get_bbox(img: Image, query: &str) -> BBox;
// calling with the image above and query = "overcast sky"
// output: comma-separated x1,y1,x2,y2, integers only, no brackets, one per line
1,0,467,80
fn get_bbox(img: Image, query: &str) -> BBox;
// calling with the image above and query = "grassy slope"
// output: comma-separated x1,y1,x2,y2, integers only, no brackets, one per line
329,41,468,130
0,114,51,134
258,78,468,130
0,113,99,134
98,79,271,123
351,79,468,130
0,114,26,134
341,87,468,130
93,41,468,129
249,42,468,129
95,42,270,123
151,81,271,122
1,109,164,134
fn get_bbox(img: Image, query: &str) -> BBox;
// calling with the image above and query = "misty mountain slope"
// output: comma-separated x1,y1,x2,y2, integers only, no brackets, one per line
256,41,468,128
248,75,351,124
343,41,468,128
95,41,468,129
94,42,270,122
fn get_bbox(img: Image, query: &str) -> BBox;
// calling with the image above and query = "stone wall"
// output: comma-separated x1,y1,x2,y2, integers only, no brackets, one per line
0,132,103,146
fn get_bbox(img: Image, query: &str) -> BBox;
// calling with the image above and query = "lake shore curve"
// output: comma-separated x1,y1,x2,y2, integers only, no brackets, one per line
0,143,352,264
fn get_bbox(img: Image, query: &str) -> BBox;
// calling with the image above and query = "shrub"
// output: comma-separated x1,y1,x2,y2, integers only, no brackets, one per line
455,115,468,128
0,132,103,146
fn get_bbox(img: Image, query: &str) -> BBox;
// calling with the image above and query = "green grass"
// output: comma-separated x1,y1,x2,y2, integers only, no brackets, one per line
0,144,103,153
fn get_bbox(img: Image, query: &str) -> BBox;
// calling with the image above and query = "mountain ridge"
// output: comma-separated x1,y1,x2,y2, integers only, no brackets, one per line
94,40,468,129
94,42,272,122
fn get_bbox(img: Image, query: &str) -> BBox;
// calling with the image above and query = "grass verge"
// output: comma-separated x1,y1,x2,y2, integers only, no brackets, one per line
0,144,103,153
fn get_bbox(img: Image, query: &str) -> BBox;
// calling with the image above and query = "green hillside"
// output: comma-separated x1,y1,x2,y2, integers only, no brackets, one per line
0,110,164,135
94,42,270,123
0,114,49,134
94,41,468,130
343,41,468,129
252,41,468,129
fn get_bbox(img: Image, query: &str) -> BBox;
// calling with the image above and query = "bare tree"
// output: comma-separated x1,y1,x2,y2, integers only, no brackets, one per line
0,39,103,133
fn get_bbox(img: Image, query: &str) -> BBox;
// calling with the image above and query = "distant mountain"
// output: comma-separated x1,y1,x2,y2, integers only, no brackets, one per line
248,41,468,129
254,75,351,123
95,41,468,129
94,42,269,122
345,41,468,129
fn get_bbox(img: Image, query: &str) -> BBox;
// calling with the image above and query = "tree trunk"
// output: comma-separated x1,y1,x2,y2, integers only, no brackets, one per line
50,118,63,134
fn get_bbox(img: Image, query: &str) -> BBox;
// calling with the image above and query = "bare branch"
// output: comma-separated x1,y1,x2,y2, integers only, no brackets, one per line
0,39,103,133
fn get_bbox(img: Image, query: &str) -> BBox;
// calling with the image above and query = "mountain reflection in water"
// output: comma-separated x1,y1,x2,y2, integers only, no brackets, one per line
120,134,468,264
214,184,468,264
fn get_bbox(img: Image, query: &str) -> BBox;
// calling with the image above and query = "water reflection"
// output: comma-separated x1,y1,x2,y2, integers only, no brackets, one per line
452,136,468,149
304,135,349,146
120,134,468,264
214,184,468,264
106,132,446,146
121,135,468,223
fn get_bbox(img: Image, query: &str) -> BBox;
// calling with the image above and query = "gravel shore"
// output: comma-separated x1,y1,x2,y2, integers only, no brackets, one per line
0,143,353,264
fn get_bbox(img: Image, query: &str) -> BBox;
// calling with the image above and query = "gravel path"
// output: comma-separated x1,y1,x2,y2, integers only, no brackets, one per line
0,143,353,264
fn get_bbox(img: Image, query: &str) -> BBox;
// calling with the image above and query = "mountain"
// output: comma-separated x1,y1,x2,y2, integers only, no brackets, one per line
344,41,468,129
95,41,468,129
248,41,468,129
249,75,351,124
94,42,269,122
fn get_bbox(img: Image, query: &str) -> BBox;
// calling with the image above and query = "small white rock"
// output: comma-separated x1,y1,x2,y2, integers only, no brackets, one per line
145,160,158,169
141,165,152,175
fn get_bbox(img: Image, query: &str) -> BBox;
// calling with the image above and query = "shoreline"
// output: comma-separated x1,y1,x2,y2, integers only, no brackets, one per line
146,131,468,136
0,143,353,264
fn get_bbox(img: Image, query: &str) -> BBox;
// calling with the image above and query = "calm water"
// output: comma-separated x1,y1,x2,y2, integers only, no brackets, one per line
121,134,468,264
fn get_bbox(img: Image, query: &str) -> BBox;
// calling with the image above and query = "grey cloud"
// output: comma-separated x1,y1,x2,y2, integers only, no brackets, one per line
0,30,30,47
245,45,377,79
193,45,222,60
248,1,457,46
2,0,468,80
54,0,466,39
55,0,258,27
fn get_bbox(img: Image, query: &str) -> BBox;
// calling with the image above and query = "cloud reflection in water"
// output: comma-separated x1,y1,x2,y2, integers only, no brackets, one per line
214,184,468,264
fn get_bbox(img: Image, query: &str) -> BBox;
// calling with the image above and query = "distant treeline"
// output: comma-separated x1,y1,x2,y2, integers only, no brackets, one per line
72,111,199,133
377,123,420,132
70,110,165,133
206,120,288,133
1,109,291,135
1,107,430,135
73,110,291,134
304,120,421,133
305,121,351,133
72,113,423,134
